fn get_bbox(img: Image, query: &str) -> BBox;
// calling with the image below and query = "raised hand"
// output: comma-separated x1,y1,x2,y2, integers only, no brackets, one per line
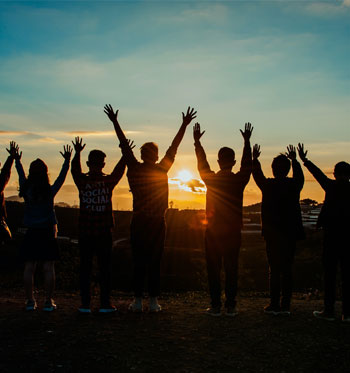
72,137,86,153
7,141,22,160
286,145,296,160
193,122,205,142
104,104,119,124
182,107,197,126
60,145,73,160
297,143,308,162
126,139,136,150
240,122,253,141
253,144,261,160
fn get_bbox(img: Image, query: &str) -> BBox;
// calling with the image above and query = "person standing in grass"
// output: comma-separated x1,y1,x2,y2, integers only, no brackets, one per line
71,137,128,314
15,144,72,311
252,144,304,316
104,104,197,312
193,122,253,317
298,143,350,322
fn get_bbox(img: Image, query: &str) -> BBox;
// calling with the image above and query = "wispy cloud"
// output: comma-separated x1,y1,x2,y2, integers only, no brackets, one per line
304,1,350,16
169,177,206,194
66,130,142,136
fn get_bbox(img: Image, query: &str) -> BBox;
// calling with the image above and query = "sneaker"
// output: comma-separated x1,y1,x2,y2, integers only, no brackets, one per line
128,298,143,313
149,297,162,313
226,306,238,317
99,305,117,313
264,304,281,316
25,299,37,311
78,305,91,314
43,299,57,312
206,306,221,317
313,310,335,321
342,315,350,323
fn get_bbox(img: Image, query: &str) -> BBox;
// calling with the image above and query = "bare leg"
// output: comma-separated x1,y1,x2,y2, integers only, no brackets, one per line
24,261,37,301
43,261,55,302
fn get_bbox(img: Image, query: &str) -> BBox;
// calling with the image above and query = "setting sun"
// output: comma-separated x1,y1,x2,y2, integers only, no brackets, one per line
177,169,193,183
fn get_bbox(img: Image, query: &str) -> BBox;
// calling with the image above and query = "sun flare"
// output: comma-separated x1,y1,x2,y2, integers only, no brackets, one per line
177,169,193,183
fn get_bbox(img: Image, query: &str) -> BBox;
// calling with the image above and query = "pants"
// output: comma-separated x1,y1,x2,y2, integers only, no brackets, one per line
265,237,296,308
205,228,241,308
130,215,166,297
323,229,350,316
79,232,112,307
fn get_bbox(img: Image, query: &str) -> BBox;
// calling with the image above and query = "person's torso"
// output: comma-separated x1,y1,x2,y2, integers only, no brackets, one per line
23,187,56,228
261,177,303,238
319,180,350,229
205,170,245,231
127,163,169,217
77,174,115,231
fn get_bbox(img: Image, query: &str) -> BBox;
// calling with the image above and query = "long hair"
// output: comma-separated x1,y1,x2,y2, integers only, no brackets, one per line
19,159,51,201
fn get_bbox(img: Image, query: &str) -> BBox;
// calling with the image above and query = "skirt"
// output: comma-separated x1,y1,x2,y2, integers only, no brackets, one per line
19,226,59,262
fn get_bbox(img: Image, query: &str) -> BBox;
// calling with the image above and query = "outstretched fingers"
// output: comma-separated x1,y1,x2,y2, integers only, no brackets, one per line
193,122,205,140
253,144,261,159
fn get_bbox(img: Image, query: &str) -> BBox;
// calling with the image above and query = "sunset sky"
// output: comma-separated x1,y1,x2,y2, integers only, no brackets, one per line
1,0,349,210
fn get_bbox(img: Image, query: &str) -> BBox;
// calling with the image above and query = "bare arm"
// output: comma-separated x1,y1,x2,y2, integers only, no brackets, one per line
51,145,72,196
104,104,138,168
159,107,197,172
71,137,85,187
286,145,304,191
297,143,330,191
110,141,134,185
0,142,18,191
252,144,266,190
238,122,253,184
193,123,214,183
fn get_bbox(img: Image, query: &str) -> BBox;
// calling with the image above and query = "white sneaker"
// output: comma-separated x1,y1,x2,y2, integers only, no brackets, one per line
149,297,162,313
128,298,143,313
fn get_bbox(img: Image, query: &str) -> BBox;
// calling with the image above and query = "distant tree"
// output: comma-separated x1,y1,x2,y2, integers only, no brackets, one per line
300,198,318,207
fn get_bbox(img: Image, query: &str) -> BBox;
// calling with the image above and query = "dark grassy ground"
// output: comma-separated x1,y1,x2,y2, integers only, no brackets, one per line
1,289,349,373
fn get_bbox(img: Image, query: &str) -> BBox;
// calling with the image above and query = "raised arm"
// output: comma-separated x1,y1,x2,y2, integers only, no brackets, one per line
252,144,266,191
159,107,197,172
0,141,18,191
238,122,253,184
104,104,138,167
286,145,304,191
297,143,330,191
71,137,85,187
193,122,214,183
110,140,135,185
51,145,72,196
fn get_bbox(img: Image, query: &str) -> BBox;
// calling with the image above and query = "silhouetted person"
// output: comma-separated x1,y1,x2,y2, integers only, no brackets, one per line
252,145,304,315
104,104,197,312
71,137,127,313
0,142,18,243
16,145,72,311
298,143,350,322
193,122,252,316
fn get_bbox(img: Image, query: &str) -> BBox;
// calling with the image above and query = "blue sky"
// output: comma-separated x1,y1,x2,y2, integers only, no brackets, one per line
0,0,349,208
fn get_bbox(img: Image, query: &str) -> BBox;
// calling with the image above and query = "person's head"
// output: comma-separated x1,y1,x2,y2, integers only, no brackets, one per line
271,154,291,178
20,158,50,199
140,142,158,164
333,161,350,181
87,150,106,173
29,158,49,181
217,147,236,170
